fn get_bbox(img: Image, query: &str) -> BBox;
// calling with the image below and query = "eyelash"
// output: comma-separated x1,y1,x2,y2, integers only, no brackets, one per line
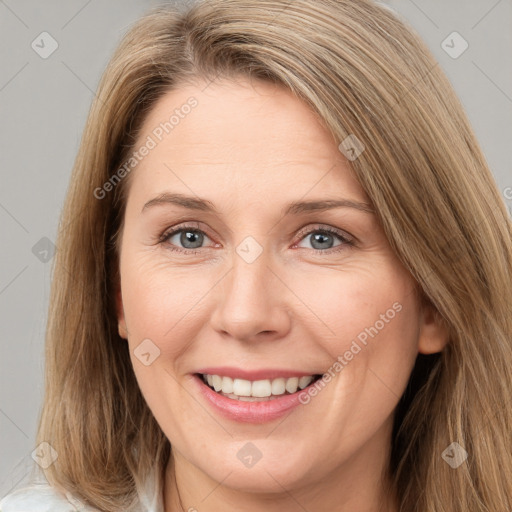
158,223,355,255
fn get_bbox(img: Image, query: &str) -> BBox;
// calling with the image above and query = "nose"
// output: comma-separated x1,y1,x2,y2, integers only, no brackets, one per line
209,246,292,343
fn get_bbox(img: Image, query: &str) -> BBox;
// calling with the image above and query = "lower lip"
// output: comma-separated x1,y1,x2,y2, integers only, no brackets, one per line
193,374,314,424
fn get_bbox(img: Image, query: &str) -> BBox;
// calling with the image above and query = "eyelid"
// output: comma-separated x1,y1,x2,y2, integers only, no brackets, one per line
294,223,355,246
159,222,356,253
159,221,210,241
158,222,217,253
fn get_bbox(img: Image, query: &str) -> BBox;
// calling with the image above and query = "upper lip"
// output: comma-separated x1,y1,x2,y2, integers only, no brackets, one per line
195,367,321,381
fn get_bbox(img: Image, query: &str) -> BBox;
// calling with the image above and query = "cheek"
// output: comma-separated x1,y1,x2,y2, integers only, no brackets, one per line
292,258,418,349
296,259,420,404
287,265,420,462
119,251,218,361
121,245,420,367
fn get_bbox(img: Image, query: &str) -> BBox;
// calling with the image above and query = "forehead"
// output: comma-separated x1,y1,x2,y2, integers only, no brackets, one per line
129,77,367,204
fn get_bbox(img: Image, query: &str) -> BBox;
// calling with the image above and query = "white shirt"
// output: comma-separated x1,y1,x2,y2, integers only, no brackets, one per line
0,465,164,512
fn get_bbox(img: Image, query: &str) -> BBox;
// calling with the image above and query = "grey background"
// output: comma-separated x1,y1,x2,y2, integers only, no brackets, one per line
1,0,511,496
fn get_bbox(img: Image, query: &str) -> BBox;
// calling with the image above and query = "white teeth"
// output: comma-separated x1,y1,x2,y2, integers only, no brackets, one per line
251,379,272,397
202,374,317,399
299,376,313,389
271,378,286,396
233,378,252,396
238,395,263,401
221,376,233,394
212,375,223,392
285,377,299,393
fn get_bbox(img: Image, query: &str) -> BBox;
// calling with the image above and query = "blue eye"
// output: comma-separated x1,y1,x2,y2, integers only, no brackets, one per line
160,226,213,254
297,228,350,251
159,224,354,254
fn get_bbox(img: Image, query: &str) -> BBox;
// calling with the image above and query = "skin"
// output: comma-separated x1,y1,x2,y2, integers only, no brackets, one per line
116,76,449,512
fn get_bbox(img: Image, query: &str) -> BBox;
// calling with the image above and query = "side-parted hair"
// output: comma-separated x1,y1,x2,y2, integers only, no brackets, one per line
36,0,512,510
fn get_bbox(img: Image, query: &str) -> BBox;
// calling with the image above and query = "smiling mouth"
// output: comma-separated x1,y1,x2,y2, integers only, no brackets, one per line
197,373,323,401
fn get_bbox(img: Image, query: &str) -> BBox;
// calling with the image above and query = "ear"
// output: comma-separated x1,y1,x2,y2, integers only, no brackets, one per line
417,299,450,354
116,286,128,339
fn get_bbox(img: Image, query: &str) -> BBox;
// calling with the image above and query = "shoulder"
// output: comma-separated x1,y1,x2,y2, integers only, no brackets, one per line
0,464,162,512
0,482,96,511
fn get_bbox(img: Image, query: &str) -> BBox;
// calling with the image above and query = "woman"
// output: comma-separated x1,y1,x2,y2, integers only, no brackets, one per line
1,0,511,511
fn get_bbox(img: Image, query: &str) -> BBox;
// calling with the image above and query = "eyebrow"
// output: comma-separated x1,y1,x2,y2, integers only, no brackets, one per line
141,192,374,215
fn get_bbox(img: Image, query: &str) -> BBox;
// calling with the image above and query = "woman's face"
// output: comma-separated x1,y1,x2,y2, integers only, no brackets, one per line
117,77,447,496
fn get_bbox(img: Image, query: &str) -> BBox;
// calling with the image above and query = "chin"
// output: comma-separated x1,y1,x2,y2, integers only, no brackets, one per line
197,452,314,494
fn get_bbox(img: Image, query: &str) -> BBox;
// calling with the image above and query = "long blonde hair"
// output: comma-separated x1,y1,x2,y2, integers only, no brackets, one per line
36,0,512,510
